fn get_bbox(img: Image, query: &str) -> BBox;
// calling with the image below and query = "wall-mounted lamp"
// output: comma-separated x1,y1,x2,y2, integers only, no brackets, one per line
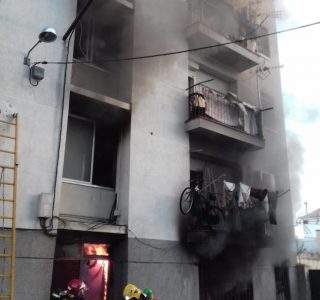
24,27,57,85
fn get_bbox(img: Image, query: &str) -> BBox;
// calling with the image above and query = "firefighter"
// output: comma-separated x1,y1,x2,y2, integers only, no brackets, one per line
142,288,155,300
123,284,155,300
123,284,142,300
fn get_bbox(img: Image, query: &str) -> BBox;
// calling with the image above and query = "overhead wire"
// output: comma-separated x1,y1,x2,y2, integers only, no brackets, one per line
35,20,320,66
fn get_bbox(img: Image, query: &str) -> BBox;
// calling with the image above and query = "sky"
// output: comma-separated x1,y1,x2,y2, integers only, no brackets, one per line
277,0,320,221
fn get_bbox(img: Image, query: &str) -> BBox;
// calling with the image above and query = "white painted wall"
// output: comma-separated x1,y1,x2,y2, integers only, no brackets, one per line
128,0,190,241
0,0,77,229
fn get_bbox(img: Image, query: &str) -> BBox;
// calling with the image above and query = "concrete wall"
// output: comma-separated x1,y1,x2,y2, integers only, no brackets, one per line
59,182,116,219
0,0,76,229
14,229,56,300
0,1,76,298
116,125,131,226
128,0,190,241
239,2,297,297
127,238,199,300
252,266,277,300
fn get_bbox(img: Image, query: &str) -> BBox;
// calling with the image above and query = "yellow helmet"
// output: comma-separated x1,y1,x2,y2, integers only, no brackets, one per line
123,284,142,299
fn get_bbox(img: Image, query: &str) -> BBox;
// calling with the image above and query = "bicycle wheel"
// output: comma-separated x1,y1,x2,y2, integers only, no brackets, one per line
180,187,194,215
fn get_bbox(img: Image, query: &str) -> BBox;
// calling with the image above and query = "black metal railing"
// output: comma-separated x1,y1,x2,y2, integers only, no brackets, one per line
188,84,263,138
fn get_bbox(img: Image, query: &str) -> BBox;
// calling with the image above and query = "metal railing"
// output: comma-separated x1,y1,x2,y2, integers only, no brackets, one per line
188,84,263,138
187,0,270,57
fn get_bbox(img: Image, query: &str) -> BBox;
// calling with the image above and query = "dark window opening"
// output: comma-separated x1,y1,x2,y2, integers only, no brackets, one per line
200,262,253,300
63,93,126,189
275,266,291,300
73,0,133,71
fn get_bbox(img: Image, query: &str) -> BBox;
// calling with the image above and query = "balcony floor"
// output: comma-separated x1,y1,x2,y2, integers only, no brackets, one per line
185,117,265,150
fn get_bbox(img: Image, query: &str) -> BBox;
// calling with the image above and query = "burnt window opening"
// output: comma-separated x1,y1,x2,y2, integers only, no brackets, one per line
73,0,133,71
188,76,195,95
51,231,127,300
63,93,126,189
274,266,291,300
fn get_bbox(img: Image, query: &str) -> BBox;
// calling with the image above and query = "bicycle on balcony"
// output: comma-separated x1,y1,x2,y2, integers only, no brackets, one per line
179,175,226,229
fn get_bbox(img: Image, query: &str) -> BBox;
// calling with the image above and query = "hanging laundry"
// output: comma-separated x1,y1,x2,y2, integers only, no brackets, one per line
263,194,269,215
250,188,268,201
238,183,251,209
223,181,236,207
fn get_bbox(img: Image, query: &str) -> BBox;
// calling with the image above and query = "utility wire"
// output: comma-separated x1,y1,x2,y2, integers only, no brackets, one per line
36,20,320,65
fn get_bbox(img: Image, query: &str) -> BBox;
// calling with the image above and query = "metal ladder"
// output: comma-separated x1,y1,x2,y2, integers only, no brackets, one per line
0,115,18,300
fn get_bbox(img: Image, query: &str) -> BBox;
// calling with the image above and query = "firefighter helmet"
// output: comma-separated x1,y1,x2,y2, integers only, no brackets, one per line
123,283,142,299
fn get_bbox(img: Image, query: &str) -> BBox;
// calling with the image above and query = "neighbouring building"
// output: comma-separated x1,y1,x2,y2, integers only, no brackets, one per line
0,0,305,299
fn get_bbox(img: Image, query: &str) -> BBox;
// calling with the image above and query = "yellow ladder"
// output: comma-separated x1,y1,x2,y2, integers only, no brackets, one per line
0,115,18,300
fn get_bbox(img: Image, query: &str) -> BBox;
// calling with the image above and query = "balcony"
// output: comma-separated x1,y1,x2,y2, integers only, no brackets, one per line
186,0,268,72
185,85,265,150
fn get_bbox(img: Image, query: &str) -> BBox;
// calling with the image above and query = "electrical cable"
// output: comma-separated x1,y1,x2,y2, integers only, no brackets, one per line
42,29,75,236
28,63,40,87
127,228,180,251
36,20,320,65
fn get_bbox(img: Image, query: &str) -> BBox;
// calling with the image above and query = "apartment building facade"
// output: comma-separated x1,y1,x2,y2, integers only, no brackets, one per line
0,0,305,299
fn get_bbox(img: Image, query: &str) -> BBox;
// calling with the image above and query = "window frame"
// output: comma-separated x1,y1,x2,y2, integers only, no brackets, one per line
62,113,96,185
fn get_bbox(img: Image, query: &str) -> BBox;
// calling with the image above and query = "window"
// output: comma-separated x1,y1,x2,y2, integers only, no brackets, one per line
63,94,120,188
73,0,133,70
63,115,95,183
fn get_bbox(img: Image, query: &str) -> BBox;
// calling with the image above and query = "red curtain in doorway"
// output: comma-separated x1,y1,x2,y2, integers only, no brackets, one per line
85,260,109,300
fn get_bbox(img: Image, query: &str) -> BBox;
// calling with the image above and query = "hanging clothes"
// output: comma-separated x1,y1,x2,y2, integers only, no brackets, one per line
238,183,252,209
223,181,236,207
223,181,242,232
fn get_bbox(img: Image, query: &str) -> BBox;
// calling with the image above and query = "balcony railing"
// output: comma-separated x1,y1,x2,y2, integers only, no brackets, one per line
188,85,263,138
187,0,270,57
